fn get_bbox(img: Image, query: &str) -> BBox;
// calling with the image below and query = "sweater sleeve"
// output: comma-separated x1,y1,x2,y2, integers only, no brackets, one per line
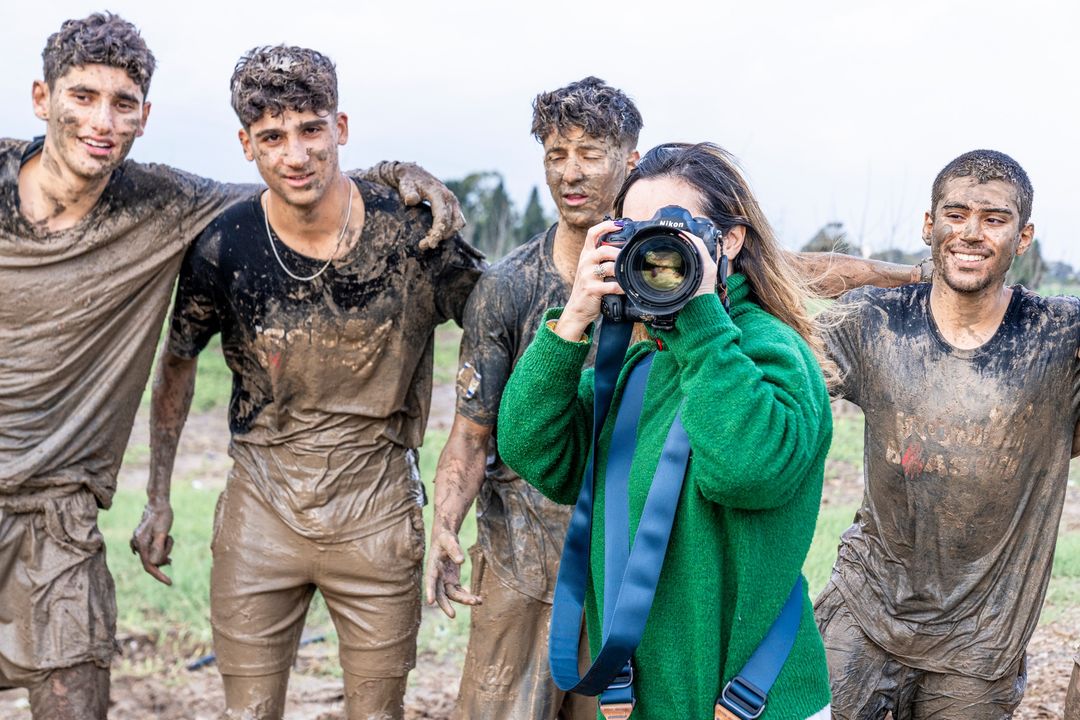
497,309,595,505
655,293,828,510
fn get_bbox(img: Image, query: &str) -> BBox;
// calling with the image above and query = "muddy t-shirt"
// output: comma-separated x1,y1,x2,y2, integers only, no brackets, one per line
824,283,1080,679
167,179,483,542
457,226,596,602
0,138,244,508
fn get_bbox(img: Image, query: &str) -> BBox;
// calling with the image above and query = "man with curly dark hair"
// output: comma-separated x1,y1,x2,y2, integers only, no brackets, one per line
141,44,485,720
1,14,463,720
424,76,639,720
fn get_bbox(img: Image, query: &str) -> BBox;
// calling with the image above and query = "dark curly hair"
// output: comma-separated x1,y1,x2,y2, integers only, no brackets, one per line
230,45,338,128
931,149,1034,226
531,76,642,149
42,13,156,96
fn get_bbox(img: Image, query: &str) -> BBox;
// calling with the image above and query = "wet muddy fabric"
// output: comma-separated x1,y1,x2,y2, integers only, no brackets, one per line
823,284,1080,680
456,226,593,602
815,578,1026,720
0,138,242,509
167,179,483,542
210,466,424,679
0,490,115,686
453,545,594,720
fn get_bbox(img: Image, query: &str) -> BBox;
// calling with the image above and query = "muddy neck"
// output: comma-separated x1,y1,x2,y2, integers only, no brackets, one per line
928,279,1014,350
552,218,589,285
17,143,111,233
264,175,364,257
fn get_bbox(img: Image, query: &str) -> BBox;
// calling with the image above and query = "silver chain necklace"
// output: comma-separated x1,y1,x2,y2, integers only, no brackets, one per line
263,175,353,282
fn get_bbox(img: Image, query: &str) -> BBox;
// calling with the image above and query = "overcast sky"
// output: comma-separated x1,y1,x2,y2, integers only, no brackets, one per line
3,1,1078,264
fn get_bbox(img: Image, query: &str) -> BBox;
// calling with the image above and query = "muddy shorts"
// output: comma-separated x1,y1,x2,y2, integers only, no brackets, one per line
209,472,424,678
453,546,593,720
814,579,1026,720
0,490,117,688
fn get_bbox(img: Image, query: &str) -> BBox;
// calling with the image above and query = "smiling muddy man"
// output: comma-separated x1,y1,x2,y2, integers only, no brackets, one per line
138,46,484,720
0,13,464,720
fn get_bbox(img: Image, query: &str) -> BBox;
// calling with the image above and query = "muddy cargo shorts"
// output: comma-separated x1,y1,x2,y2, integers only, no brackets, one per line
814,578,1026,720
209,473,424,678
453,546,593,720
0,490,117,688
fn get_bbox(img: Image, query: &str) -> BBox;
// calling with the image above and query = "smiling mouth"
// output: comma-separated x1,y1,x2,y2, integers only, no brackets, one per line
80,138,114,157
283,173,315,187
949,249,990,265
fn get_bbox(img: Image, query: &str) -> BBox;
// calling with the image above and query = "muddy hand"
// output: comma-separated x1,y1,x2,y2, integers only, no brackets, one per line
131,501,175,586
396,162,466,251
425,525,481,618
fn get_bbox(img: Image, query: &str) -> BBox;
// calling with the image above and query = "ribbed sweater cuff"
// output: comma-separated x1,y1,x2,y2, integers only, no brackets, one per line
529,308,593,383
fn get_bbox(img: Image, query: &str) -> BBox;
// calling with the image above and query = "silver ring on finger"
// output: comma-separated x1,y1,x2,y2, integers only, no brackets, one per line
593,263,607,279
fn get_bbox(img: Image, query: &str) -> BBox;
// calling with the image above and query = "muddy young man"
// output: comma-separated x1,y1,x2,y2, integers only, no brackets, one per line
0,13,463,720
141,45,484,720
816,149,1080,719
423,76,637,720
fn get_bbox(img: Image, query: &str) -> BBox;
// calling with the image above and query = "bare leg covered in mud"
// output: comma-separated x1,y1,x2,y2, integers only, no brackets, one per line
26,663,110,720
343,674,408,720
221,672,291,720
221,668,408,719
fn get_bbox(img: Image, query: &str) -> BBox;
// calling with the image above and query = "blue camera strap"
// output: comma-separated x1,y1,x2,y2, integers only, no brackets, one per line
548,318,804,720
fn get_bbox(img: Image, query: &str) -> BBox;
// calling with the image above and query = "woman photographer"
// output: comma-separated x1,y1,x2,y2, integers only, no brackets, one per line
497,143,833,719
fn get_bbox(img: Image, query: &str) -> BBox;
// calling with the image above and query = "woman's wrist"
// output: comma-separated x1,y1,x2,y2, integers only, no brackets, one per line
553,307,593,343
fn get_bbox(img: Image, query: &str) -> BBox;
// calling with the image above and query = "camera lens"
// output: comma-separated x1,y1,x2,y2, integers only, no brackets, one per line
617,231,702,313
638,247,686,292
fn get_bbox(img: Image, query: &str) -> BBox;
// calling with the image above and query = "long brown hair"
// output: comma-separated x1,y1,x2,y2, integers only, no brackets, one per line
614,142,838,387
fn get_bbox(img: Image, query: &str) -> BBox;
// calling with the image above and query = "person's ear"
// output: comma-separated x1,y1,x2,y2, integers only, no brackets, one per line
31,80,50,121
723,225,747,260
1015,222,1035,256
238,128,255,162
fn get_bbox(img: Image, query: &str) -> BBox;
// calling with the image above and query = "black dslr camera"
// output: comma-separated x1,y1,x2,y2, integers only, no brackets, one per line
598,206,723,329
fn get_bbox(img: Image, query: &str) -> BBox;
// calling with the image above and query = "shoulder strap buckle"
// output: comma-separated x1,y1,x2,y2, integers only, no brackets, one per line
716,676,767,720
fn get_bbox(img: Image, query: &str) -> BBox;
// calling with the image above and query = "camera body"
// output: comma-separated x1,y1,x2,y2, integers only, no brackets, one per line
598,206,723,329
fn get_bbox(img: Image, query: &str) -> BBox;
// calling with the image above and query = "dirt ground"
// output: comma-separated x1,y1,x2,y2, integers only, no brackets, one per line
1,396,1077,718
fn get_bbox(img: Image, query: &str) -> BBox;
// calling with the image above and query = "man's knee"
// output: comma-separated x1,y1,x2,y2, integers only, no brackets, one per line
221,670,291,720
27,662,110,720
342,672,407,720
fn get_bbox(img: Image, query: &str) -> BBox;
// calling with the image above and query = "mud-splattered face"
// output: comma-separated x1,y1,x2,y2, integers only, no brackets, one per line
542,127,636,231
32,63,149,180
923,177,1034,294
239,108,347,210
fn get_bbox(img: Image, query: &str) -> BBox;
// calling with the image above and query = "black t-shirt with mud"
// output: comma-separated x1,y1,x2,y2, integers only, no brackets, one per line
824,283,1080,679
456,226,597,602
167,179,484,541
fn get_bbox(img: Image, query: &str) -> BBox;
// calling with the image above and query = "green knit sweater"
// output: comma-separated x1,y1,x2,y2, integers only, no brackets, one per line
497,275,832,719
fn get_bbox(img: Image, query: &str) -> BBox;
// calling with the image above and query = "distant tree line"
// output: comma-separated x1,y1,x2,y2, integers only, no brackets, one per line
447,172,552,259
799,221,1067,290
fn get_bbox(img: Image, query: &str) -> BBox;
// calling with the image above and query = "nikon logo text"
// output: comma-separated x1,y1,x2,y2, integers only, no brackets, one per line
657,221,684,228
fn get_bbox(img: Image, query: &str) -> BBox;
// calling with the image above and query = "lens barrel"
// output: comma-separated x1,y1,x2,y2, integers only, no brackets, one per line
614,229,704,316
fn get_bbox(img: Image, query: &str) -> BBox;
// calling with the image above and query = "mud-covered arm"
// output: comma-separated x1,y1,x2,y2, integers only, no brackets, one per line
497,309,595,505
655,294,830,510
132,234,223,584
789,250,930,299
357,161,465,250
426,414,492,617
131,349,198,585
